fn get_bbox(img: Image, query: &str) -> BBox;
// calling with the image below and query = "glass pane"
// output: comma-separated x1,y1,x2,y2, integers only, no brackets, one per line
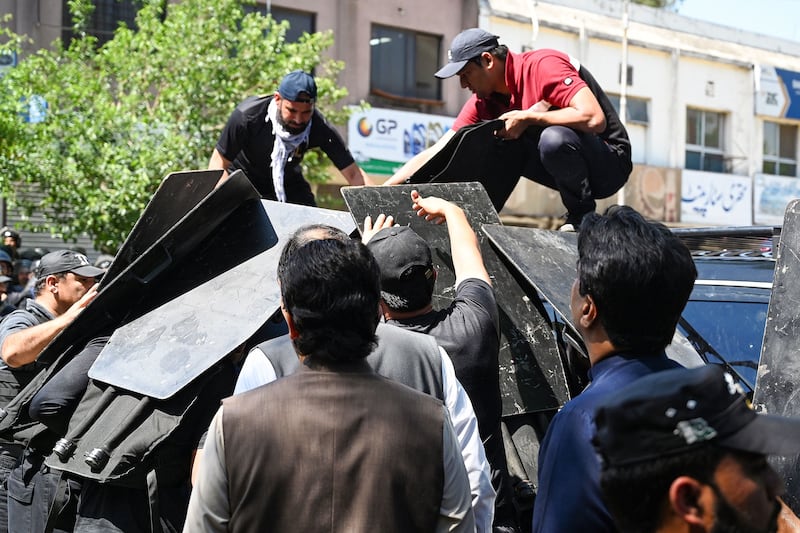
370,26,407,96
763,122,778,156
414,33,440,100
272,7,315,43
779,162,797,177
608,94,621,114
703,153,725,173
779,124,797,159
704,112,721,149
680,299,769,390
686,109,700,145
763,160,777,175
628,98,649,123
685,150,701,170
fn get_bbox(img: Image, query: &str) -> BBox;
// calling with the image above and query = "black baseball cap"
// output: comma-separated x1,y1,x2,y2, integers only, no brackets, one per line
277,70,317,103
35,250,105,279
366,226,434,292
594,365,800,468
435,28,500,79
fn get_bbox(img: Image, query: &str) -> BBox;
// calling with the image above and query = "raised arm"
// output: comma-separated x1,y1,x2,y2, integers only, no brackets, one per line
411,191,490,287
1,285,98,368
384,130,456,186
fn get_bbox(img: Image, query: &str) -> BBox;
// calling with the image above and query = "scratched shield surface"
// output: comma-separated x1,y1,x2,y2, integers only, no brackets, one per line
343,183,569,414
753,199,800,512
89,201,355,399
483,225,705,370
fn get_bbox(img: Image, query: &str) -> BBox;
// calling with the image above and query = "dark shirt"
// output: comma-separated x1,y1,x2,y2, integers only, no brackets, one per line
386,278,500,438
216,95,355,203
532,351,683,533
0,300,53,405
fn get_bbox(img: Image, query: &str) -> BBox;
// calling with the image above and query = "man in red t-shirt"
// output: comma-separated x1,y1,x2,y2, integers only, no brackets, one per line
387,28,632,230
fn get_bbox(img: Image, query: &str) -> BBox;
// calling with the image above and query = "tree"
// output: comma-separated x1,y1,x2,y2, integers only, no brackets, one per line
0,0,348,252
632,0,683,9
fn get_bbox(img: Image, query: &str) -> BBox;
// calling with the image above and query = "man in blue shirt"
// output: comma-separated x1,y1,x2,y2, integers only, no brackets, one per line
531,206,698,532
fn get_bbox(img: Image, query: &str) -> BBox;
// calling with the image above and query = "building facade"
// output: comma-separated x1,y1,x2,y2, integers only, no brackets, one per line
4,0,800,227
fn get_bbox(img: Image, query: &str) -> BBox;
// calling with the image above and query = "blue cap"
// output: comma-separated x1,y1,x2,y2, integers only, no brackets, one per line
277,70,317,103
435,28,500,79
0,250,11,266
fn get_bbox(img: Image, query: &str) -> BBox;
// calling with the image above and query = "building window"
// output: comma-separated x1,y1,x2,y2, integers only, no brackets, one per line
763,121,797,177
686,108,725,173
607,95,649,124
370,25,441,101
61,0,141,46
244,5,315,43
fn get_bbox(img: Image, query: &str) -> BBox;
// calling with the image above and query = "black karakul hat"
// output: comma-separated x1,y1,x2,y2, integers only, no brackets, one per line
594,364,800,468
435,28,500,79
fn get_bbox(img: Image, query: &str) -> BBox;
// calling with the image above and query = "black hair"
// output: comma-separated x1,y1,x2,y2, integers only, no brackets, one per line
488,44,508,61
278,234,380,363
381,266,435,313
576,206,697,353
600,443,726,533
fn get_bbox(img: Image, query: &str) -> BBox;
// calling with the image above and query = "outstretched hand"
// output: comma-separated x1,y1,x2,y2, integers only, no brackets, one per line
362,213,396,244
411,190,451,225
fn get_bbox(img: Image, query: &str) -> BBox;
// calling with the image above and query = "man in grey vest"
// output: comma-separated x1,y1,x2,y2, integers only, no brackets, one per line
185,231,474,532
227,224,496,531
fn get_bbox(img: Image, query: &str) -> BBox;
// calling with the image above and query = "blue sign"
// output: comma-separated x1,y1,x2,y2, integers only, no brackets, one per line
775,67,800,120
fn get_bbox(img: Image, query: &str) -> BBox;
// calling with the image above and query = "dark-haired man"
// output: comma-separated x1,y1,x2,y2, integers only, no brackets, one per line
185,234,474,532
595,364,800,533
364,191,518,531
531,206,698,532
210,70,372,204
386,28,631,229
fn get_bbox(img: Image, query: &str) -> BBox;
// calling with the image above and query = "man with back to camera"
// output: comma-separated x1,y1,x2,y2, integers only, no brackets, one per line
363,190,519,532
386,29,631,230
209,70,372,204
531,206,698,532
216,223,496,532
185,233,475,532
594,363,800,533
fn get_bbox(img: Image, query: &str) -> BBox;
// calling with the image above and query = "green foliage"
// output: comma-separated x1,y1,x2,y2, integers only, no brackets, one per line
631,0,683,9
0,0,348,252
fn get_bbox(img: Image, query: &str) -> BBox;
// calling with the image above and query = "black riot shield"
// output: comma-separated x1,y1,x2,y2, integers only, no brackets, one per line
753,199,800,512
87,200,355,398
0,170,269,437
406,120,526,211
44,200,355,481
342,182,568,415
482,225,704,373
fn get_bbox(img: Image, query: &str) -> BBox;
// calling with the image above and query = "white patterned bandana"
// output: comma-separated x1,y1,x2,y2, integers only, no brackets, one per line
267,98,312,202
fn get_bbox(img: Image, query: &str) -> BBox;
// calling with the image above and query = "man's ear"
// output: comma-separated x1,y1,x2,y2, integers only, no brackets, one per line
280,303,299,340
46,274,59,294
578,293,598,329
669,476,707,527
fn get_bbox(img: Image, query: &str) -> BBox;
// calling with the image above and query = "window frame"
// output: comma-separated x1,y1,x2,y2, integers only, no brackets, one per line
762,120,798,178
369,24,443,103
685,107,727,173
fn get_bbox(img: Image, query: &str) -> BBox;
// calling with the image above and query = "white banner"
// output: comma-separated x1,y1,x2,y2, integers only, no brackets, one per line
680,170,752,226
347,107,454,175
754,173,800,225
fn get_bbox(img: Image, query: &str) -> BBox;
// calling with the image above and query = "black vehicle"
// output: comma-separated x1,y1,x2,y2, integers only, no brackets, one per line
674,226,777,394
